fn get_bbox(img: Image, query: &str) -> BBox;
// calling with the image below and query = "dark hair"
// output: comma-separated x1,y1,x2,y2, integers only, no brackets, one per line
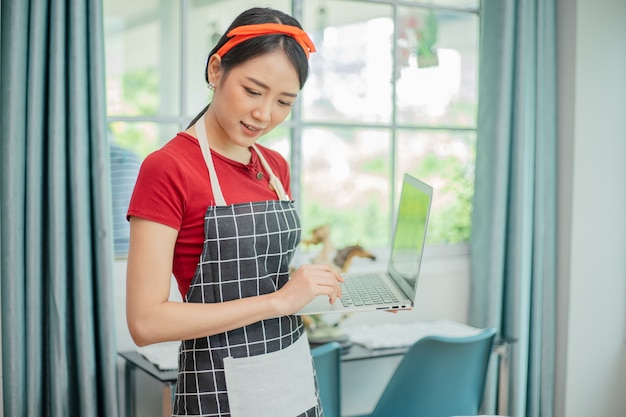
188,8,310,128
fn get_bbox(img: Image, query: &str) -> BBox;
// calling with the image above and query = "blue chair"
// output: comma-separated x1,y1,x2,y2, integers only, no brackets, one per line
356,327,497,417
311,342,342,417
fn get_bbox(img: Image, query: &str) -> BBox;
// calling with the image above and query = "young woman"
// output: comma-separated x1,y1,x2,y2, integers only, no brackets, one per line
126,7,343,417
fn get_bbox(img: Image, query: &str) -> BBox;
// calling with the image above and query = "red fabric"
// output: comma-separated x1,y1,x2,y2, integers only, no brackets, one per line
127,132,292,297
216,23,316,59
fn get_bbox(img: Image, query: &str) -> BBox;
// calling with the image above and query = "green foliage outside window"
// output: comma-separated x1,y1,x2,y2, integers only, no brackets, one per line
301,198,390,250
412,152,474,244
109,68,161,158
122,68,159,116
109,67,473,250
300,148,474,250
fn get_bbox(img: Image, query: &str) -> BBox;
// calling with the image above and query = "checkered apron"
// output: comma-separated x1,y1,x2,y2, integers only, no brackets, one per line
172,116,322,417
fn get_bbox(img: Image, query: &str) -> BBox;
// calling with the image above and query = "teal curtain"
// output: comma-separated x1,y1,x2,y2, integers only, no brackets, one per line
470,1,557,416
0,0,119,416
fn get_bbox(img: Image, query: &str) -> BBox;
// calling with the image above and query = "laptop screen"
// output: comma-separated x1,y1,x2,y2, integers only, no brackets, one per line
388,174,433,297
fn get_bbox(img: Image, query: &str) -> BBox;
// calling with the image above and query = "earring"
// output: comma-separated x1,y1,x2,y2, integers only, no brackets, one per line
208,81,215,91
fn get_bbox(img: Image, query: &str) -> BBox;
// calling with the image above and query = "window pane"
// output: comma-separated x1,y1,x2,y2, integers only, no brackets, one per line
301,127,391,249
104,0,181,117
108,121,181,159
257,125,291,163
396,130,475,244
301,1,393,124
103,0,480,254
401,0,479,9
185,0,291,119
396,8,478,127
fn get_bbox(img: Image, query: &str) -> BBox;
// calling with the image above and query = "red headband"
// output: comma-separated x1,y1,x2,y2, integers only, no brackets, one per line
215,23,316,59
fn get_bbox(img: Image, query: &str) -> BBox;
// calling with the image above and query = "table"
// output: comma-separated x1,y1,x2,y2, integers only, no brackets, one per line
118,351,177,417
119,339,511,417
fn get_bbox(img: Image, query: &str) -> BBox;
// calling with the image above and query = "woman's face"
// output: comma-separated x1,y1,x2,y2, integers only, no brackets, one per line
206,50,301,151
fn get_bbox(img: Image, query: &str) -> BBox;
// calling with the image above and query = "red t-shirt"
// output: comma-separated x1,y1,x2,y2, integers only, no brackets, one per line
127,132,292,297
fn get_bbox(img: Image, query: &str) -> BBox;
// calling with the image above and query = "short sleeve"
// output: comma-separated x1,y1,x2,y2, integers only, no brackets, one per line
127,149,187,231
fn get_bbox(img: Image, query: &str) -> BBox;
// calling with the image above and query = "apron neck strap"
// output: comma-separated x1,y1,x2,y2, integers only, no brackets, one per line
251,144,290,201
194,113,290,206
195,113,227,206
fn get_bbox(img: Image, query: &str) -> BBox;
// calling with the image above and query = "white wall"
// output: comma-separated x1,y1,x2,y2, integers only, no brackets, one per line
556,0,626,416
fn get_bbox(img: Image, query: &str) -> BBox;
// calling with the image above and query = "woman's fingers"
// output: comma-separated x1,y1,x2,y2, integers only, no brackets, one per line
281,264,344,311
300,266,341,297
312,265,343,298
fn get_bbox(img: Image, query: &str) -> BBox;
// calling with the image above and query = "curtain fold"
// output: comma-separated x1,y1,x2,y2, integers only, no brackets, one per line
470,1,557,416
1,0,119,416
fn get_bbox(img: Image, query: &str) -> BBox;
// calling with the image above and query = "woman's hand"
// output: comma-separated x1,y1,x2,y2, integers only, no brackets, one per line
274,264,344,315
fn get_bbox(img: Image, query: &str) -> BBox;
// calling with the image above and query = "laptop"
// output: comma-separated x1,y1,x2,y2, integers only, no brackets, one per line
296,174,433,315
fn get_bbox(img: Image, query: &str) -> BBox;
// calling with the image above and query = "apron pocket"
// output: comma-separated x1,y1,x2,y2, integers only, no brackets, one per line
223,333,317,417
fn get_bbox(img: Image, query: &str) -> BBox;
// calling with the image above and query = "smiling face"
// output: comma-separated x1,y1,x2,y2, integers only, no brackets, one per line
202,49,300,161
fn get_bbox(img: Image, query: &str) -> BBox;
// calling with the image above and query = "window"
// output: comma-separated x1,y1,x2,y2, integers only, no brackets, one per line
104,0,479,256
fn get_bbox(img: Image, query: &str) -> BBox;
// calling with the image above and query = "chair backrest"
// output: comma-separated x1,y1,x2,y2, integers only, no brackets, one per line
370,327,497,417
311,342,342,417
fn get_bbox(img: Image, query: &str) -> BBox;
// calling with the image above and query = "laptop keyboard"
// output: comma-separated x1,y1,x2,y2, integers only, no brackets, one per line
340,274,400,307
